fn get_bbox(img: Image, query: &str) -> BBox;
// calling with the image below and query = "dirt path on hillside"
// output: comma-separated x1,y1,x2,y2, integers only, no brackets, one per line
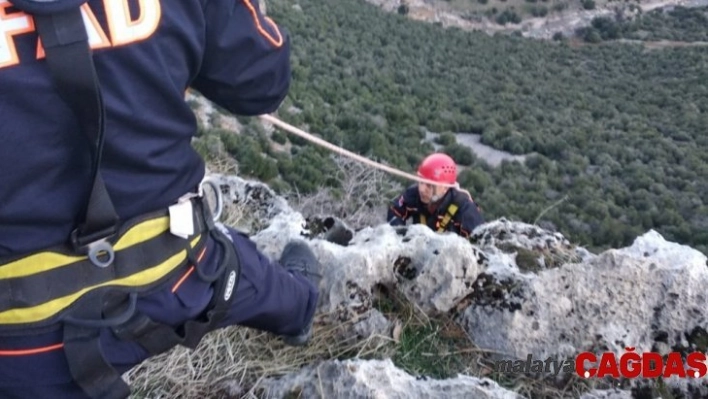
637,40,708,49
566,37,708,49
485,0,708,39
368,0,708,40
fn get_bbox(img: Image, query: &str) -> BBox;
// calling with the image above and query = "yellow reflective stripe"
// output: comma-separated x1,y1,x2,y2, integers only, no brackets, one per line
0,252,84,280
0,216,170,280
438,204,459,232
0,235,201,325
113,216,170,251
448,204,459,217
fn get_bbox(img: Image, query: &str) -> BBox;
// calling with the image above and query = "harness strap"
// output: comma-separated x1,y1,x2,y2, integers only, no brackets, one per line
62,201,238,399
111,226,240,353
437,203,459,232
63,291,136,399
420,203,459,232
0,209,207,333
33,6,120,258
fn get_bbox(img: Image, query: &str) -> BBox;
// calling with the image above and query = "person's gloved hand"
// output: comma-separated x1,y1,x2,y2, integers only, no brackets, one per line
323,218,353,246
393,225,408,236
388,216,405,227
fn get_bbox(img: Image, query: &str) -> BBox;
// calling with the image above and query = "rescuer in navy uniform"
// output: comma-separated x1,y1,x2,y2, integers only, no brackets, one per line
0,0,320,398
388,153,485,238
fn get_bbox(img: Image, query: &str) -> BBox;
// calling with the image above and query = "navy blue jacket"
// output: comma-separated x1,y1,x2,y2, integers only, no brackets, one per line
387,184,485,238
0,0,290,256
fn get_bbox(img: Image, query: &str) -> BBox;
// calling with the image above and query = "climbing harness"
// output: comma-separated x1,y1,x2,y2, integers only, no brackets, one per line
0,4,239,399
440,203,459,231
419,203,459,233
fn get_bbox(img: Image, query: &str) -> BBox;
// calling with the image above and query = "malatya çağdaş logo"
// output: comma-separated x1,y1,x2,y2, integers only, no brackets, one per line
494,348,707,379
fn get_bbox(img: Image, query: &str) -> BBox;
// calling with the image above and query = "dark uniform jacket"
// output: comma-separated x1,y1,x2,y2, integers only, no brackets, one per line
387,184,485,238
0,0,290,256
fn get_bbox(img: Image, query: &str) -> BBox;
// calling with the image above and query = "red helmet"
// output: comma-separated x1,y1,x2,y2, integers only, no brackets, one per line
417,153,457,184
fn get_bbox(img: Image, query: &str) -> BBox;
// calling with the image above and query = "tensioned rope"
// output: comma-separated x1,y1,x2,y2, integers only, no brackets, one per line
259,114,459,189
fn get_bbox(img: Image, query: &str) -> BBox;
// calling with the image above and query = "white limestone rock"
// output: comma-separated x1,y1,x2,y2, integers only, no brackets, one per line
208,174,486,333
258,358,524,399
580,389,633,399
472,217,574,253
458,229,708,395
471,217,595,271
382,224,490,314
205,173,708,398
187,91,242,133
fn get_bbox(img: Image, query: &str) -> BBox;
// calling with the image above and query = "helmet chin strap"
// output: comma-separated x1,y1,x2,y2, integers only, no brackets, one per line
430,181,461,203
430,184,453,203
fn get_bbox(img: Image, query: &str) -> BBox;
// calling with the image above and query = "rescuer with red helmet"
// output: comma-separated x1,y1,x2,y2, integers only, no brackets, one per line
387,153,485,238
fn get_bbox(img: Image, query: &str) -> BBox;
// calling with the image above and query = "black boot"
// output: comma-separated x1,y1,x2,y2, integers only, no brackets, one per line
278,240,322,346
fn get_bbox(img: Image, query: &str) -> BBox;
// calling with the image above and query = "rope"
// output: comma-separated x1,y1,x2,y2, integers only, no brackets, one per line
259,114,457,188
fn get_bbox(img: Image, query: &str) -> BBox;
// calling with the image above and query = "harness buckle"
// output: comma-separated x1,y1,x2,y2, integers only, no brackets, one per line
199,177,223,223
70,225,117,268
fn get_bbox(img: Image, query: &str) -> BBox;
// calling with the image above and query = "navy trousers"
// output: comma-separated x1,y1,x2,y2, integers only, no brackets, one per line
0,226,319,398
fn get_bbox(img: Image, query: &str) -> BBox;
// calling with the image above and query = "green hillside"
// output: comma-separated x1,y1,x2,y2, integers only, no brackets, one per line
577,6,708,43
194,0,708,255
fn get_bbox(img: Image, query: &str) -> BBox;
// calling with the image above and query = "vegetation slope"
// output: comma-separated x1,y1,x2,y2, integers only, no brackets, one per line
193,0,708,255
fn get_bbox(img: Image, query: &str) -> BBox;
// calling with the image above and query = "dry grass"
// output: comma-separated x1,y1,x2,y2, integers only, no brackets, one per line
194,132,239,177
220,203,247,230
287,154,403,231
123,310,396,399
533,194,569,227
123,285,484,398
200,161,261,234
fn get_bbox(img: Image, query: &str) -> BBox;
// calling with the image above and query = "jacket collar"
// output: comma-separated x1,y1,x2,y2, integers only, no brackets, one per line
424,188,454,214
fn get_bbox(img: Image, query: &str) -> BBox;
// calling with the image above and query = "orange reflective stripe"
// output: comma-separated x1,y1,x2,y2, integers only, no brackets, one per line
242,0,283,48
391,207,404,219
171,245,208,293
0,343,64,356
